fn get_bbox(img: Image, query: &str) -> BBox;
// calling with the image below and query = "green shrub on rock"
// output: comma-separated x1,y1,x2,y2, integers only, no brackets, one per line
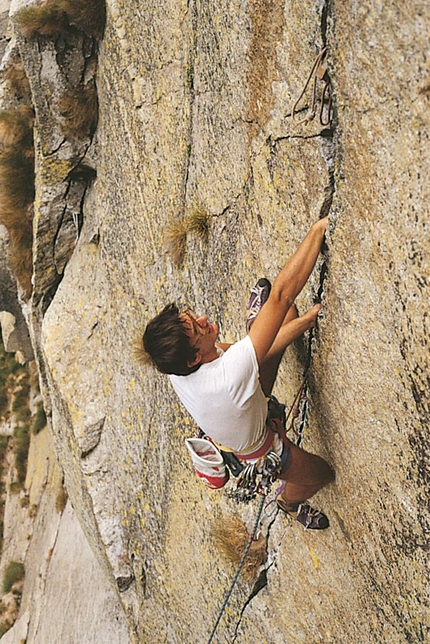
2,561,25,593
32,403,47,435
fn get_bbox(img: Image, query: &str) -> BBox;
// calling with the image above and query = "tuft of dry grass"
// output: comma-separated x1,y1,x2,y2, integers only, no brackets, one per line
2,56,31,100
165,207,211,267
0,108,34,153
58,84,98,138
14,0,106,40
211,516,267,579
14,3,69,39
2,561,25,593
0,109,35,299
55,485,68,513
12,380,31,488
8,232,34,300
186,205,210,241
56,0,106,39
0,150,35,211
32,403,47,434
165,219,188,267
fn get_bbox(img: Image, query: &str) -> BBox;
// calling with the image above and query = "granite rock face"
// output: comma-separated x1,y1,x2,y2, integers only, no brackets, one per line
3,0,429,642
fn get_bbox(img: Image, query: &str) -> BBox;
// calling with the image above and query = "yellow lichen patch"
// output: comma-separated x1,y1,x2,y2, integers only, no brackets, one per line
39,156,74,184
308,545,319,569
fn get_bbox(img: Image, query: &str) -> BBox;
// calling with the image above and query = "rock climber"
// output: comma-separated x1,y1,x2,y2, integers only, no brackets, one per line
138,216,335,529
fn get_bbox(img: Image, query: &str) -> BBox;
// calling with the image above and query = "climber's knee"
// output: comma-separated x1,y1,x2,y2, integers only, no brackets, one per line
278,437,334,502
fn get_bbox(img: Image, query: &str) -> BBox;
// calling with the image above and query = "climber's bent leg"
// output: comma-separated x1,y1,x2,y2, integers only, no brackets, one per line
277,436,334,505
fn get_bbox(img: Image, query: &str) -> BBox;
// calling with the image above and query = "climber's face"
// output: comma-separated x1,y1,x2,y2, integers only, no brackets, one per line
182,310,220,366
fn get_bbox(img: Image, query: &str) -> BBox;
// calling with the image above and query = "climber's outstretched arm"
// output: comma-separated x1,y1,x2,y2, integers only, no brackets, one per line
249,217,327,366
263,303,321,363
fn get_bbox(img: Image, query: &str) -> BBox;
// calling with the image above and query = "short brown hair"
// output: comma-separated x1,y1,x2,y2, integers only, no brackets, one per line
139,303,199,376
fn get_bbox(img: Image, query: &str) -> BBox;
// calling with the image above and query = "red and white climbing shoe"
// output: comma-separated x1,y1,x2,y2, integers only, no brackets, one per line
277,499,330,530
246,278,271,332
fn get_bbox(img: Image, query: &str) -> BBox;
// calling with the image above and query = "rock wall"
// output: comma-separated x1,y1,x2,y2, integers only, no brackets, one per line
0,419,129,643
3,0,429,642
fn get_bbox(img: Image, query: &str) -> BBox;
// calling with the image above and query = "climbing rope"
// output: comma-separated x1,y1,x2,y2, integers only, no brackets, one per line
291,47,332,126
207,493,266,644
284,368,309,448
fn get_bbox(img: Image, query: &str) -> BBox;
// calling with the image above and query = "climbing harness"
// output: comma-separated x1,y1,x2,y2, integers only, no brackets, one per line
291,47,332,127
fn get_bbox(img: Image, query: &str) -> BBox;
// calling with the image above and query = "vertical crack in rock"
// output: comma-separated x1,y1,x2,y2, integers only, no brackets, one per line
320,0,330,48
28,517,63,643
318,0,336,216
231,508,281,641
232,569,268,642
15,17,100,311
51,161,93,279
233,2,338,633
310,0,337,317
182,0,197,213
319,132,335,219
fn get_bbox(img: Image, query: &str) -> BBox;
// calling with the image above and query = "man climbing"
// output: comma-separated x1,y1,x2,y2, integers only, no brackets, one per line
139,216,334,529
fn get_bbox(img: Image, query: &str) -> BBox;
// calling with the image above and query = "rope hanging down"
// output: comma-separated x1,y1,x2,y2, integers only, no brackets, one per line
207,494,266,644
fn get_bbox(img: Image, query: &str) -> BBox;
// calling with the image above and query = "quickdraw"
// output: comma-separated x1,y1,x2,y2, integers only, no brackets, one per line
233,450,282,503
291,47,332,127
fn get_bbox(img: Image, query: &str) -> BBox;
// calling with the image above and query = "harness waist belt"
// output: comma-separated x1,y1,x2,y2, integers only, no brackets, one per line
234,428,274,461
210,414,288,463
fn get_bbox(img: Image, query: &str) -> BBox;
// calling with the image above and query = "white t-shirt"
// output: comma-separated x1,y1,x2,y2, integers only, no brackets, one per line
170,336,268,453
